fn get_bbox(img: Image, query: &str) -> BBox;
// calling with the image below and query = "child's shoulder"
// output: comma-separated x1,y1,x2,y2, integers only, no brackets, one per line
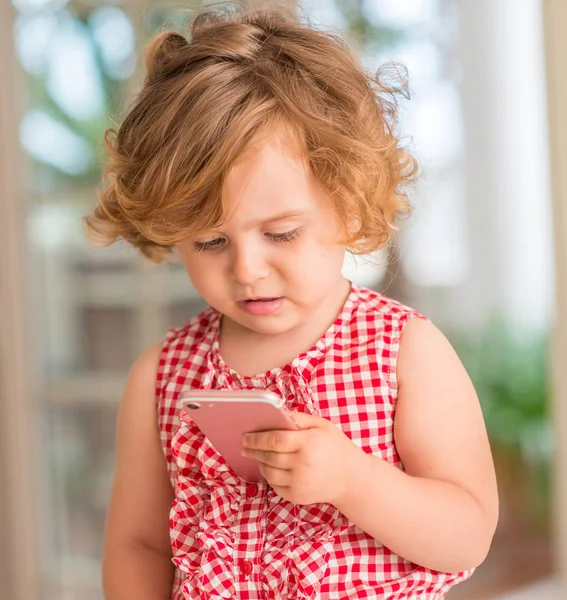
156,305,218,390
350,286,426,326
163,305,218,348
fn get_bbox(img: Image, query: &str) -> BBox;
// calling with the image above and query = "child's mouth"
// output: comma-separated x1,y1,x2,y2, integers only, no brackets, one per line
238,297,283,316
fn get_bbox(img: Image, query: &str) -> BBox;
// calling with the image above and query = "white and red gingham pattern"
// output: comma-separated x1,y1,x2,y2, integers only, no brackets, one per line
156,286,473,599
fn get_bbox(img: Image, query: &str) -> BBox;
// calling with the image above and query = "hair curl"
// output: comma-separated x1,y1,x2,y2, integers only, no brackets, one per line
84,7,418,261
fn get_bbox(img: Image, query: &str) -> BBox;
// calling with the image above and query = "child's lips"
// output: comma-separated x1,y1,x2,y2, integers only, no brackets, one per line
237,297,283,316
240,297,278,302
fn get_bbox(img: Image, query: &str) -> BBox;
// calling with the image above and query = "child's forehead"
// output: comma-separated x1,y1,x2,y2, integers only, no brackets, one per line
221,136,317,215
207,147,336,232
218,186,317,229
228,129,308,183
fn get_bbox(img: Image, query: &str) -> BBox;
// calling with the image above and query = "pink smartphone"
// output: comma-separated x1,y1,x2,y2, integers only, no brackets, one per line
180,389,299,483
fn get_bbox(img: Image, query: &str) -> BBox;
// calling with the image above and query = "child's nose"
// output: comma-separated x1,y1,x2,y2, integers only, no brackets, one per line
231,245,270,284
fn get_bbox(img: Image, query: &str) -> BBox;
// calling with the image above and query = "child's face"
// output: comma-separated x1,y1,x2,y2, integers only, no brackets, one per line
176,133,348,337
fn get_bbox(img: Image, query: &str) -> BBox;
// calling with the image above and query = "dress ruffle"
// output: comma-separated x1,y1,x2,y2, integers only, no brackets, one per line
170,328,349,599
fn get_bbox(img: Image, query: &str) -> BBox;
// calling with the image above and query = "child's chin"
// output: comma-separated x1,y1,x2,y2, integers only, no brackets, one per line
240,314,295,337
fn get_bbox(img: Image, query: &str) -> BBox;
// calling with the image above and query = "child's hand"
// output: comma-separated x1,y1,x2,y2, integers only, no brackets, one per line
241,411,362,505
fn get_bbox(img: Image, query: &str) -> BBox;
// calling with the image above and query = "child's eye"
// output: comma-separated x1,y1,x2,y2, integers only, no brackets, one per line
192,238,225,252
266,228,301,243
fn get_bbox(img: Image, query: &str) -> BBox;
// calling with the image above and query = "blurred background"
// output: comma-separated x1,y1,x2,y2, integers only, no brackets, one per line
0,0,565,599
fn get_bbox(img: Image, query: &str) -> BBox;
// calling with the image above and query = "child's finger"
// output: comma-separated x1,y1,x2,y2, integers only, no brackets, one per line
258,463,292,488
242,447,295,469
242,429,301,452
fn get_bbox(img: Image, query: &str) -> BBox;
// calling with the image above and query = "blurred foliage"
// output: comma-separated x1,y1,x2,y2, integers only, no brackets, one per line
334,0,405,53
143,1,204,35
14,1,201,190
456,323,550,458
16,17,124,188
452,321,552,528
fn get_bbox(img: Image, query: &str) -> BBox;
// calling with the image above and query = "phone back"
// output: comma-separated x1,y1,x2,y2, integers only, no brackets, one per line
181,391,298,483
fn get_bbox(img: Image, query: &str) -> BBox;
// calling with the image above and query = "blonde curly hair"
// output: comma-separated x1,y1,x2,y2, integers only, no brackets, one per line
85,7,418,262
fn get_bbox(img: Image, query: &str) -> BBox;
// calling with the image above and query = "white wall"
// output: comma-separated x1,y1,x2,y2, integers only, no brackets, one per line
456,0,554,335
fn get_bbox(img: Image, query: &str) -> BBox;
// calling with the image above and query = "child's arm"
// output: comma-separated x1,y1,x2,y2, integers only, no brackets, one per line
103,343,175,600
242,318,499,573
333,318,499,572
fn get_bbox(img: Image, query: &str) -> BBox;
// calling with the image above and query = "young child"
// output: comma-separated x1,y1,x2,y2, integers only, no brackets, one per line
86,7,498,600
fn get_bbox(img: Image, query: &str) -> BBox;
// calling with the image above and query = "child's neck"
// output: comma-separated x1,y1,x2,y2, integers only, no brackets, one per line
219,279,351,377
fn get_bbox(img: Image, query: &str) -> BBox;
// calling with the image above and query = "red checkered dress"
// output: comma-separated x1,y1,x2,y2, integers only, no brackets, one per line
156,286,473,599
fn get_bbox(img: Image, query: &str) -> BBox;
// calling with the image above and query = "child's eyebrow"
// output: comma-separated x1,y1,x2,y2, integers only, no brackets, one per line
260,211,309,226
211,211,311,232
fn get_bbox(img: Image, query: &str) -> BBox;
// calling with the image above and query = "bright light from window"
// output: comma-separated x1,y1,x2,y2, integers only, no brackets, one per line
45,15,105,121
343,251,388,288
411,82,464,169
404,175,470,287
365,0,438,28
20,110,95,175
29,204,85,250
89,7,136,80
299,0,347,30
14,13,58,75
393,40,442,89
12,0,68,12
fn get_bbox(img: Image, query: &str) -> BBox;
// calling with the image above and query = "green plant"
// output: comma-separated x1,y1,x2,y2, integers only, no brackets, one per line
451,320,552,528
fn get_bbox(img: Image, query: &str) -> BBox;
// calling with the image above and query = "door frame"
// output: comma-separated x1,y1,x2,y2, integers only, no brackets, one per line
544,0,567,594
0,2,40,599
